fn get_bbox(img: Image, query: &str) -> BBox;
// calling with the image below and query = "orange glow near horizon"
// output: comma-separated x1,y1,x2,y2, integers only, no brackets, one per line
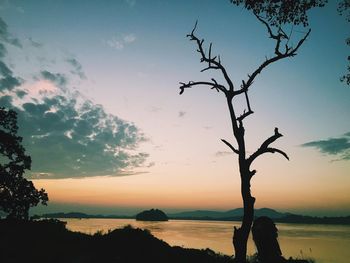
32,146,350,214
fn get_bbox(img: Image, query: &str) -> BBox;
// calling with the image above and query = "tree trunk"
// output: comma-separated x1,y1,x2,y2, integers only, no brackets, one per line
233,165,255,263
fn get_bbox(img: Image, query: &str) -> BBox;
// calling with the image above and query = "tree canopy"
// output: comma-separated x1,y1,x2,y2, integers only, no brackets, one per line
230,0,327,26
0,107,48,220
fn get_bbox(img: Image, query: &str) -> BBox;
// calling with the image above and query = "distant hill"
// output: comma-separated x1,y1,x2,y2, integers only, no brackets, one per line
36,208,350,225
169,208,350,225
136,209,168,221
169,208,288,220
275,214,350,225
38,212,133,219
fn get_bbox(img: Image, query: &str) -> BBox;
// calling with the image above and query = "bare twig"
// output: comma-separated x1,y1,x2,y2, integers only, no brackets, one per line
221,139,239,155
186,22,234,91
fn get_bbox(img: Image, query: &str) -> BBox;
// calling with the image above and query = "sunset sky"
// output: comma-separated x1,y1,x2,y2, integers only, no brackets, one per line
0,0,349,216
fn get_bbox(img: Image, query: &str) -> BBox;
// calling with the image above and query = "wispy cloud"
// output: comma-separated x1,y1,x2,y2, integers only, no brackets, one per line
0,1,24,14
178,111,186,118
105,33,137,50
123,34,136,43
301,132,350,161
125,0,136,7
66,57,86,79
215,151,232,157
148,106,162,113
27,37,43,48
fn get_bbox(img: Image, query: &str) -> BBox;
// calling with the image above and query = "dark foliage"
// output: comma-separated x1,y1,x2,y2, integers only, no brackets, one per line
0,107,48,220
338,0,350,22
338,1,350,85
230,0,327,27
340,44,350,85
136,208,169,221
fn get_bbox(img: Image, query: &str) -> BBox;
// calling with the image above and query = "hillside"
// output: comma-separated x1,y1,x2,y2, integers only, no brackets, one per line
0,219,232,263
0,219,314,263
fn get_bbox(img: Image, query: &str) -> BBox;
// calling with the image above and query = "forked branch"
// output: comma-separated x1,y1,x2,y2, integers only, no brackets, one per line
247,128,289,166
186,21,234,91
233,15,311,97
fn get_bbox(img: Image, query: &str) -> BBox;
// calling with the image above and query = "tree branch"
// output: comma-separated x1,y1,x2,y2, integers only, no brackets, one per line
255,14,288,56
186,22,234,91
233,16,311,97
221,139,239,155
179,80,226,94
237,90,254,122
247,128,289,165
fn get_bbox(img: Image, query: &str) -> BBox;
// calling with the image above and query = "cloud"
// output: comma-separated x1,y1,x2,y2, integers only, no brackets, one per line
17,95,149,179
178,111,186,118
66,57,86,79
0,1,24,14
123,34,136,43
301,133,350,161
0,67,22,91
27,37,43,48
215,151,232,157
125,0,136,7
148,106,162,113
0,17,21,48
0,17,149,179
40,70,68,88
0,17,22,91
105,33,137,50
16,81,148,179
106,38,124,50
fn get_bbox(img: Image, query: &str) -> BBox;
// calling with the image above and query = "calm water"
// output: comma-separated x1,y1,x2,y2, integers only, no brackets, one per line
64,218,350,263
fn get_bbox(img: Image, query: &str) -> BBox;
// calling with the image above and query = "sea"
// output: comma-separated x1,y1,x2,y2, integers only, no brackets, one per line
64,218,350,263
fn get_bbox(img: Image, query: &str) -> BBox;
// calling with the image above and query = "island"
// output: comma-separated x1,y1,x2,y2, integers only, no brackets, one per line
136,209,169,221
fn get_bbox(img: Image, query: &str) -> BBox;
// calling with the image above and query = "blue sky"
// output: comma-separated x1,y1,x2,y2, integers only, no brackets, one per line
0,0,349,216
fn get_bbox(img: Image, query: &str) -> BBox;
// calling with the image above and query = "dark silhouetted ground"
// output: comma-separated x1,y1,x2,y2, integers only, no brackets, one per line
0,219,314,263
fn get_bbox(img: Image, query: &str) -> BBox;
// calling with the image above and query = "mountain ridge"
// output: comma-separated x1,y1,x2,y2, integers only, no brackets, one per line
35,208,350,225
168,207,289,219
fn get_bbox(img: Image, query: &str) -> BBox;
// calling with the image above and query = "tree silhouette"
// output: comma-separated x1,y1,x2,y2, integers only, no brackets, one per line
0,107,48,220
179,14,311,263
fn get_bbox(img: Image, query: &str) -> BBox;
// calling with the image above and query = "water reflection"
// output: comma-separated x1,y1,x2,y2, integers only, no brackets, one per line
65,219,350,263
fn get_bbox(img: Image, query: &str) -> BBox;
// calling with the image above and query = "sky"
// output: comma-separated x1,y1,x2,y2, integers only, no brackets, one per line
0,0,349,217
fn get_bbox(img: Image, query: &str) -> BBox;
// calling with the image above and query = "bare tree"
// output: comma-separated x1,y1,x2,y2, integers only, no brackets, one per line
179,15,310,263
